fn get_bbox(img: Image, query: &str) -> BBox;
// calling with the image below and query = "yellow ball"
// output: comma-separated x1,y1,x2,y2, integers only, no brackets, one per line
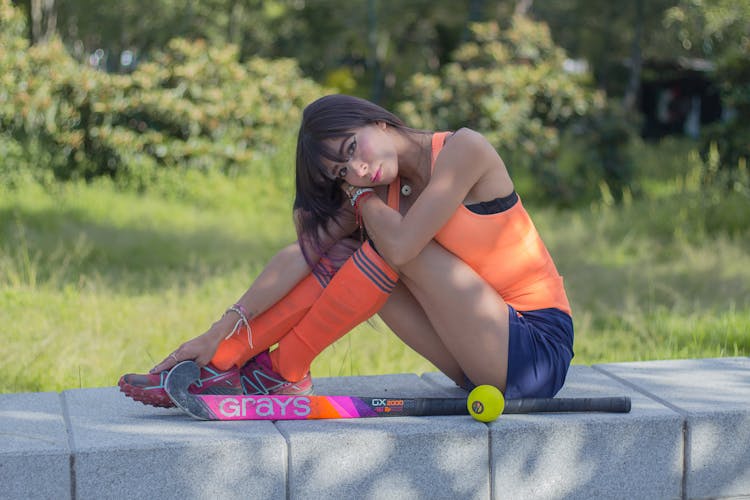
467,385,505,422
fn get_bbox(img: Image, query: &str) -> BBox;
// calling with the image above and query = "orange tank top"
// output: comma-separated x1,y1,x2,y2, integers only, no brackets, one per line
400,132,572,315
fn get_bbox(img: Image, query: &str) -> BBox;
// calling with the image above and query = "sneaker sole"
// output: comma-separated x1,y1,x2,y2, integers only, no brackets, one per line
118,377,174,408
119,376,314,407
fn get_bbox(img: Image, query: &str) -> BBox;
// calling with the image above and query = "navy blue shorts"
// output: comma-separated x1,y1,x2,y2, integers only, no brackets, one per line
465,306,574,399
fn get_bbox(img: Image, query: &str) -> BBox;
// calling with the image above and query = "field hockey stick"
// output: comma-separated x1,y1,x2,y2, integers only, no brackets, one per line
165,361,631,421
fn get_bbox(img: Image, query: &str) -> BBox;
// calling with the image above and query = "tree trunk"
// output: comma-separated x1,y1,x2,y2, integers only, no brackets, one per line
30,0,56,44
462,0,485,42
367,0,384,103
468,0,484,22
515,0,534,16
623,0,644,111
228,0,245,49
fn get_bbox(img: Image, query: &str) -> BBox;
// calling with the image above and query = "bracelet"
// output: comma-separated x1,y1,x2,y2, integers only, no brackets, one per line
349,187,375,206
224,303,253,347
353,190,375,238
232,302,250,320
354,190,375,211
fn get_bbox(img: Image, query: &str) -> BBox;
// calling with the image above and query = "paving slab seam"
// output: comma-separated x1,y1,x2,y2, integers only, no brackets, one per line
274,422,292,500
590,364,689,415
591,364,692,499
419,375,451,392
58,392,77,500
680,419,689,500
486,421,494,500
688,495,750,500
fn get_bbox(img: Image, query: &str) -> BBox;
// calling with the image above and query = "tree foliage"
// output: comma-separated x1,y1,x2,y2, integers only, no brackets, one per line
43,0,485,106
664,0,750,176
530,0,679,94
4,0,748,203
51,0,304,72
534,0,748,190
1,0,327,184
398,17,635,205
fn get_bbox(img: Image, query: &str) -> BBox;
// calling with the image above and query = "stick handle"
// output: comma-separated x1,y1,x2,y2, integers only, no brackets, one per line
410,398,468,416
503,396,631,414
365,396,631,417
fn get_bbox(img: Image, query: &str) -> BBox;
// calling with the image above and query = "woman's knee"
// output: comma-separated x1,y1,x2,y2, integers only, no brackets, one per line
316,238,360,273
395,240,453,279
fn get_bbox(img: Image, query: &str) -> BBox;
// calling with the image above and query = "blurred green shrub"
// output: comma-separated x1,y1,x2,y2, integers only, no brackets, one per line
557,102,640,204
698,142,750,235
0,0,326,187
397,16,637,206
700,37,750,188
664,0,749,192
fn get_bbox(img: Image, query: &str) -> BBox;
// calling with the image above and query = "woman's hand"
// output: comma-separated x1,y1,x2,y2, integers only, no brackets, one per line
340,181,356,199
149,324,226,374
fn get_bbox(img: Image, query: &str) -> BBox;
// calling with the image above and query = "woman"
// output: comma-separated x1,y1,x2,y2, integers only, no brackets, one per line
120,94,573,406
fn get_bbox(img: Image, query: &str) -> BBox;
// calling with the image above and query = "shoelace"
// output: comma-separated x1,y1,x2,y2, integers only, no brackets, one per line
240,368,292,395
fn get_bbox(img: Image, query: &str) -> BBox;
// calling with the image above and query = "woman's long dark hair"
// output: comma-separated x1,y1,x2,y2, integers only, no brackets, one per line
294,94,411,260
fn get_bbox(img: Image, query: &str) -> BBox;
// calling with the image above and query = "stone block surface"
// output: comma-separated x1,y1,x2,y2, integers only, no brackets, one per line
0,392,71,500
278,374,490,499
596,357,750,499
63,387,287,500
4,358,748,500
426,365,684,499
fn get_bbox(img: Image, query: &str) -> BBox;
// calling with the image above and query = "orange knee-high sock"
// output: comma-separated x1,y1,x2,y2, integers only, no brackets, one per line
271,241,399,382
211,272,325,370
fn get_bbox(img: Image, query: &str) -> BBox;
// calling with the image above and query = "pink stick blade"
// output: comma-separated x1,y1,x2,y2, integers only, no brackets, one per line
198,395,316,420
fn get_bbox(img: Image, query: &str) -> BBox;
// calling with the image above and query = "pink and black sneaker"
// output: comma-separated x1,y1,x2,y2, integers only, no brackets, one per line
239,351,314,396
118,363,243,408
119,351,313,407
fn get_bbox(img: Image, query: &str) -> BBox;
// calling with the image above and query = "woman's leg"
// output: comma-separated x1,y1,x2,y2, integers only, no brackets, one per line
211,238,360,370
384,240,511,391
272,240,398,381
377,282,465,385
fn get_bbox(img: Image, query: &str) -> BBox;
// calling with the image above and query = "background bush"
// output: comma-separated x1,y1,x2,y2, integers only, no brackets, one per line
397,17,638,206
1,2,327,188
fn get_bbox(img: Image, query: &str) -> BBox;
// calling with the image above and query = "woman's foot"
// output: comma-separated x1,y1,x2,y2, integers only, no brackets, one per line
119,351,313,408
118,363,243,408
240,351,314,396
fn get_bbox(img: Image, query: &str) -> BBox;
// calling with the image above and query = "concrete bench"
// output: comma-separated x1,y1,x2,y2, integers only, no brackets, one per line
1,357,748,499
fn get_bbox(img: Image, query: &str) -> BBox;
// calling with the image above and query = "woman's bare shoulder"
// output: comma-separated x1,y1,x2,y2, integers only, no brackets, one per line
441,127,502,169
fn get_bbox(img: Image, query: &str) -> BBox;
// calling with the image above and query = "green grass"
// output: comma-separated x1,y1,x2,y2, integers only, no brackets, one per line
1,143,749,393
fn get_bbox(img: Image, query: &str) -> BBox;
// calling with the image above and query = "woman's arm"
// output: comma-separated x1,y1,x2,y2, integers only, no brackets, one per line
150,240,313,372
360,128,510,267
233,241,313,319
150,205,359,372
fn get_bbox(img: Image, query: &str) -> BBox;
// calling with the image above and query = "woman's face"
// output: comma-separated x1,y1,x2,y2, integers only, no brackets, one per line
321,122,398,188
